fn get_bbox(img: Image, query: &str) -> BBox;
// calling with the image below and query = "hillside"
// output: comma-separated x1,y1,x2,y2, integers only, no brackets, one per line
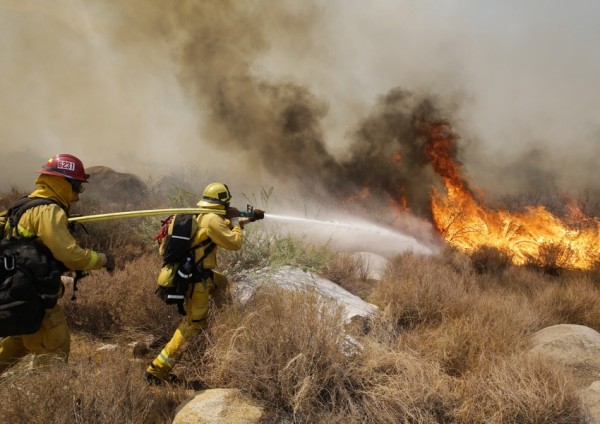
1,208,599,423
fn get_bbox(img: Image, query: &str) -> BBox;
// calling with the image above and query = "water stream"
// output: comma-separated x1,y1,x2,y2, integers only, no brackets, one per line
263,213,434,256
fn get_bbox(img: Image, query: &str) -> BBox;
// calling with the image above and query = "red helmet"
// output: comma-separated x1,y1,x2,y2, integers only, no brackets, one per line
36,153,89,182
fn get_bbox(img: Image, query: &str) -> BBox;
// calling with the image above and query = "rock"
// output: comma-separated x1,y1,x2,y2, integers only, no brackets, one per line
530,324,600,423
580,381,600,424
234,265,378,322
530,324,600,388
172,388,263,424
84,166,148,210
351,251,390,280
96,343,118,352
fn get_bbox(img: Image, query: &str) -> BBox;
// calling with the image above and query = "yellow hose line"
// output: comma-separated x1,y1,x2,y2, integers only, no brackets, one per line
68,208,225,223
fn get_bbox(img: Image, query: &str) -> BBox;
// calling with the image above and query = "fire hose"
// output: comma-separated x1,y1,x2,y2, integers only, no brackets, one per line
68,207,225,223
65,205,264,299
67,205,264,223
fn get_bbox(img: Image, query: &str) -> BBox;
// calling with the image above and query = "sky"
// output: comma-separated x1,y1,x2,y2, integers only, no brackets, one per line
1,0,599,204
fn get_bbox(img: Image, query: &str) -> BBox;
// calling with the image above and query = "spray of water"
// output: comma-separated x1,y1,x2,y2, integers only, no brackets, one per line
264,213,435,256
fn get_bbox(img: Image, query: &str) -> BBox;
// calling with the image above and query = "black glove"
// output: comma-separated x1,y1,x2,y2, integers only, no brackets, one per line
225,206,241,219
104,253,116,274
249,209,265,222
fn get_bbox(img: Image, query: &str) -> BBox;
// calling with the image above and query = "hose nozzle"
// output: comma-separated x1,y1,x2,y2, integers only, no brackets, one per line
239,205,265,221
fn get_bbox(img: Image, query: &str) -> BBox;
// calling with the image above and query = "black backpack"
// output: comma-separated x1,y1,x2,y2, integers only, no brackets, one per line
153,214,215,315
0,198,64,337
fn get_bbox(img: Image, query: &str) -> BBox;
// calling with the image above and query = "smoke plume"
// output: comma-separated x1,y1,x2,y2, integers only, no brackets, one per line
1,0,599,220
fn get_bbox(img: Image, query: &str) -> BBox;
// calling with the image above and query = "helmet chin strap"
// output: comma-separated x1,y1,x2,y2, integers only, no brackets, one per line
69,179,85,194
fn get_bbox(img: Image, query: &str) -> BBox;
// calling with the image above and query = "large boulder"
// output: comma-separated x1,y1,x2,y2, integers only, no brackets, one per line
582,381,600,424
530,324,600,423
234,265,378,323
84,166,148,210
172,389,263,424
530,324,600,388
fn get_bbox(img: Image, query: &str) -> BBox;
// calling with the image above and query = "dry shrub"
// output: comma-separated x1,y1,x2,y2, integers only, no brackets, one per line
323,343,456,424
0,187,28,210
583,264,600,285
525,242,577,276
200,285,456,423
479,264,549,297
70,218,155,265
470,245,511,275
532,276,600,331
0,350,185,424
398,293,538,377
202,285,348,417
220,231,334,277
63,252,178,341
455,354,586,423
369,253,477,333
202,286,458,423
439,247,474,276
322,252,374,300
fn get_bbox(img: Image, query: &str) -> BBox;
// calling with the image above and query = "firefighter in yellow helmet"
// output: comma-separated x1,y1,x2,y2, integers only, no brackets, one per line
146,182,263,384
0,154,115,374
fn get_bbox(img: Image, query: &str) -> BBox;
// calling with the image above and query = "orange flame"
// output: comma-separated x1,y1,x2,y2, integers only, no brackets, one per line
346,186,371,202
422,121,600,270
389,192,408,213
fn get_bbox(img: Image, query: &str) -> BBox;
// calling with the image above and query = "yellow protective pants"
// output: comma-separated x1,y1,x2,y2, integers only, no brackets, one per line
0,305,70,374
147,272,231,380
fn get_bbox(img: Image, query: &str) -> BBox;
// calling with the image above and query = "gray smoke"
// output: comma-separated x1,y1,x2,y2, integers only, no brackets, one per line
154,2,451,215
1,0,599,218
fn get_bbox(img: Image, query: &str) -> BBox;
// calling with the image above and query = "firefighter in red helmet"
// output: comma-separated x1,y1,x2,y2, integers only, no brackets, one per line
0,153,115,374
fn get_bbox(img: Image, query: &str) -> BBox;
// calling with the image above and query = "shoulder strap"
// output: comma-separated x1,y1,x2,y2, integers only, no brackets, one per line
7,197,60,238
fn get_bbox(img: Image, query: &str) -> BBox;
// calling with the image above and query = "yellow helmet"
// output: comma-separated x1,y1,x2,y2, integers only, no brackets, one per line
197,182,232,209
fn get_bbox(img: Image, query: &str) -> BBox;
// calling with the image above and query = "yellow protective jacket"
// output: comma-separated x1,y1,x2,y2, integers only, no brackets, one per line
192,213,243,269
3,174,105,271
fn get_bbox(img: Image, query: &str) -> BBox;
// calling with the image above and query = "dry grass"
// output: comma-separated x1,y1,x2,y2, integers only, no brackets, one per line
322,252,375,300
368,252,477,333
63,253,179,341
532,275,600,331
470,245,511,275
198,285,456,423
0,186,28,210
396,293,538,377
202,287,349,413
455,354,585,423
0,349,186,424
2,246,597,422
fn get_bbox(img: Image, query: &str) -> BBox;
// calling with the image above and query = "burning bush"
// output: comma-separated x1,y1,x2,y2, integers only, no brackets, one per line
524,242,578,276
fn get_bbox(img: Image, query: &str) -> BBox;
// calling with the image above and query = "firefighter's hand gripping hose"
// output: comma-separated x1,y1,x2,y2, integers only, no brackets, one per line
62,270,90,301
248,209,265,222
238,205,265,222
103,253,116,275
227,205,265,228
